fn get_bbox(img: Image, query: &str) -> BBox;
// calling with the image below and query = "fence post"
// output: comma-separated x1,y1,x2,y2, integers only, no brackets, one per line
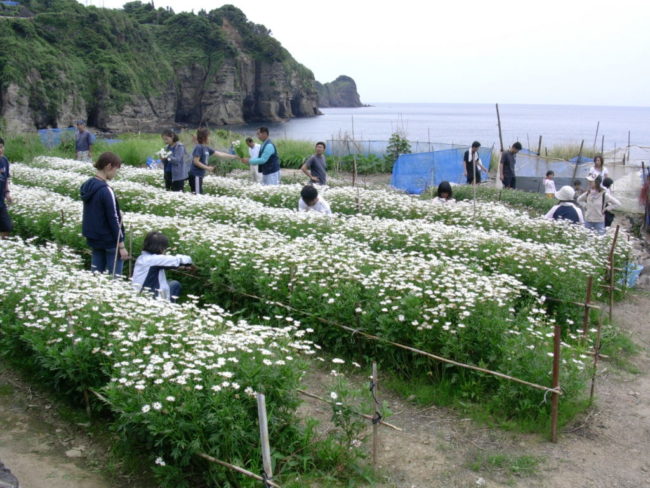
257,393,273,486
582,276,593,339
590,311,604,403
550,323,561,443
607,225,620,323
371,361,380,466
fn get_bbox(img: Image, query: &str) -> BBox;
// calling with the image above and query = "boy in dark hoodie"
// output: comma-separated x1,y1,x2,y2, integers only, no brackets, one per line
80,152,129,275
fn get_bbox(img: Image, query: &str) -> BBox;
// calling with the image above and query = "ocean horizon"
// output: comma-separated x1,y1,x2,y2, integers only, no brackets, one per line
227,102,650,153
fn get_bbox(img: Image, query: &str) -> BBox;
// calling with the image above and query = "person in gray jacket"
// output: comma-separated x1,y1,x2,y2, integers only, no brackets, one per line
161,129,189,191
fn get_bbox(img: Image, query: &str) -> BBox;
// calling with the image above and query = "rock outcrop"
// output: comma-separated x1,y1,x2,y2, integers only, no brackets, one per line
315,75,363,108
0,3,326,132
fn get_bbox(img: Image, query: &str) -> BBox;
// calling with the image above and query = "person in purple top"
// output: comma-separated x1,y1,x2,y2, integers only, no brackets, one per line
0,138,13,239
75,120,94,162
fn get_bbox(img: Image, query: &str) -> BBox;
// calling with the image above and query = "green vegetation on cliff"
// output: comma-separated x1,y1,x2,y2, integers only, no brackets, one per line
0,0,318,130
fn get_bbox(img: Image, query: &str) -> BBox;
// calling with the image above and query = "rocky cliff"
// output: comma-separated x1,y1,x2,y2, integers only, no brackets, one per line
0,1,328,132
315,75,363,108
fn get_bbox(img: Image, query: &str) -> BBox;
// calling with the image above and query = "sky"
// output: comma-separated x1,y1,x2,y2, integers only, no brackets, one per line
90,0,650,106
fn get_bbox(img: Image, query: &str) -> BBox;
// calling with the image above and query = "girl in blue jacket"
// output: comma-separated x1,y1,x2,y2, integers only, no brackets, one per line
80,152,129,275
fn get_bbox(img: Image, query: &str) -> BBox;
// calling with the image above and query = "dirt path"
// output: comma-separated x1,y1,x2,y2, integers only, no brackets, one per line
0,367,132,488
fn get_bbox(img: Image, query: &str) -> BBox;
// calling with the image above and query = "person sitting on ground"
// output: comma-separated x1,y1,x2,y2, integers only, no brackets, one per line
602,177,616,227
463,141,487,184
132,231,193,302
298,185,331,214
543,170,556,198
301,141,328,185
432,181,455,204
544,186,584,224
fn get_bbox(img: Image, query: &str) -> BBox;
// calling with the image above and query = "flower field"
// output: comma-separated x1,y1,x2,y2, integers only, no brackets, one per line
1,156,635,484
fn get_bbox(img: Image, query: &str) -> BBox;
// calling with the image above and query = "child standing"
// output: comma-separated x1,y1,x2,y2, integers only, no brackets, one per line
132,231,192,302
0,138,13,239
298,185,332,214
543,171,556,198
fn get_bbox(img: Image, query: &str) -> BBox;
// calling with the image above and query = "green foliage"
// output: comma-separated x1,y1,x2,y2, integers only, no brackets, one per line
384,131,411,166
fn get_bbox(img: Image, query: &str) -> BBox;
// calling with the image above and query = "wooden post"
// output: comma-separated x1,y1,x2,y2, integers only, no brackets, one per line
607,225,620,323
128,226,133,278
571,140,585,181
589,312,604,403
581,276,593,339
550,323,561,443
371,362,380,467
626,130,631,164
592,121,600,153
257,393,273,484
601,135,604,156
495,103,504,153
537,135,543,156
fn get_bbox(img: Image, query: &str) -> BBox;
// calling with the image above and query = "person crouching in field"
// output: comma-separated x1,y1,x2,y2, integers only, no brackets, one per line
132,231,193,302
298,185,331,214
544,186,584,224
432,181,455,204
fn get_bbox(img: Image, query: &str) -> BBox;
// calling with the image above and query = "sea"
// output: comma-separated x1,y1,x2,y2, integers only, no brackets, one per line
227,103,650,153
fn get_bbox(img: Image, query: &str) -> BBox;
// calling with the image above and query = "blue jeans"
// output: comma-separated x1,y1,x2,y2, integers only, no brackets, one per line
585,221,605,235
262,171,280,185
91,247,124,275
169,280,181,303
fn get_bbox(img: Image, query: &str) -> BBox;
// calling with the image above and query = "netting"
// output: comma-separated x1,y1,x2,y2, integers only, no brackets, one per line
37,128,75,149
325,139,465,157
391,147,493,194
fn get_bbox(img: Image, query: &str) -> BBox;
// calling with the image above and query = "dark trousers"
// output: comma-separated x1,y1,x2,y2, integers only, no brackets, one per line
164,172,172,191
171,179,185,192
502,175,516,189
189,175,203,195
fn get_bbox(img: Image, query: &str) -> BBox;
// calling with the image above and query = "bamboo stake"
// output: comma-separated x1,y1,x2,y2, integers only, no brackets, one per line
537,135,542,156
550,323,561,443
495,103,504,153
582,276,594,339
571,140,585,181
296,389,402,431
197,453,282,488
371,362,380,466
257,393,273,484
607,225,620,323
626,130,631,164
589,311,604,403
544,296,599,310
592,121,600,153
601,135,604,156
128,225,133,278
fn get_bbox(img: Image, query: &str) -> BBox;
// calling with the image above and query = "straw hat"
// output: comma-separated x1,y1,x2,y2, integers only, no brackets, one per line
555,186,575,201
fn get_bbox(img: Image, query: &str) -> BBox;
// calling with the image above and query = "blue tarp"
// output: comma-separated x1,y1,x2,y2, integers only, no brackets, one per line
1,1,20,6
391,147,493,194
37,127,76,149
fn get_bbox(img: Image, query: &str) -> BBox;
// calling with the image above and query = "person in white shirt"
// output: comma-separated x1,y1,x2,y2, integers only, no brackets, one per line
132,231,193,302
543,170,556,198
431,181,455,204
246,137,262,183
588,154,609,181
298,185,332,214
577,175,621,235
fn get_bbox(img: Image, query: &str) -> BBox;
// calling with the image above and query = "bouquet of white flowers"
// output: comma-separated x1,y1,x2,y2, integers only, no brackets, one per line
232,140,247,158
156,147,172,160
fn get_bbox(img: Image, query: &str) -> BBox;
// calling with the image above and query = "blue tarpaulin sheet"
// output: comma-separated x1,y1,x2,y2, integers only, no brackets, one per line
391,147,493,194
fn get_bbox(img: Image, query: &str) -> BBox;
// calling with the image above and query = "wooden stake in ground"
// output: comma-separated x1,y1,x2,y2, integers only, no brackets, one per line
590,311,604,403
257,393,273,486
550,323,561,443
601,135,605,156
607,225,620,323
592,121,600,153
537,135,543,156
582,276,594,339
571,139,585,181
495,103,504,153
371,362,380,467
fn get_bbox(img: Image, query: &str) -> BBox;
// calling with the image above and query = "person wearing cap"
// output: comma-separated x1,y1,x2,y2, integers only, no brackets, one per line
463,141,487,185
576,174,621,235
75,120,94,162
544,186,584,224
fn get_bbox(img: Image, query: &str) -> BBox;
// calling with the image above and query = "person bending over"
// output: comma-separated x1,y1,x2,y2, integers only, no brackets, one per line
298,185,331,214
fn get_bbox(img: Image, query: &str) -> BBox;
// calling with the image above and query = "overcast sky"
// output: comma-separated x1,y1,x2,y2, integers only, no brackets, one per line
92,0,649,106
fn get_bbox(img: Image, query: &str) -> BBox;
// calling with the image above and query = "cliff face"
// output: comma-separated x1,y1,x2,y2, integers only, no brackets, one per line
315,75,363,108
0,2,322,132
